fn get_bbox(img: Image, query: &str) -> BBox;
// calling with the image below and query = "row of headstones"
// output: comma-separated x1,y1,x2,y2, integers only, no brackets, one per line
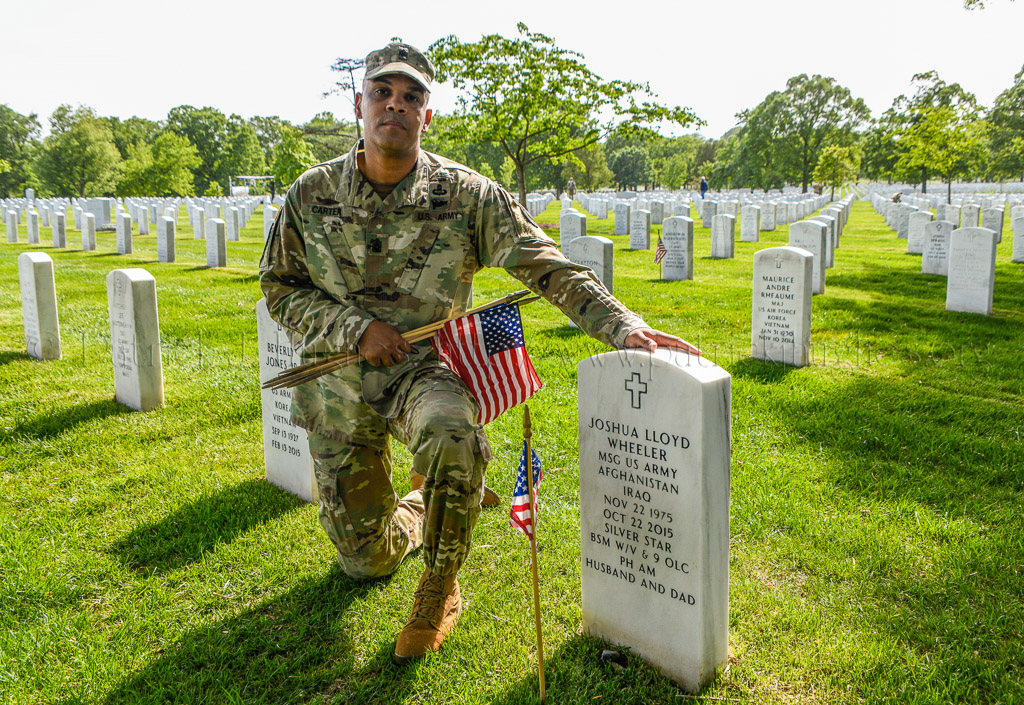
18,242,732,694
16,251,317,504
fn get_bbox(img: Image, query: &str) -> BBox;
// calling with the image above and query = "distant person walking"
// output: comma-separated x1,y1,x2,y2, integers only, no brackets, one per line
700,176,708,199
566,177,576,201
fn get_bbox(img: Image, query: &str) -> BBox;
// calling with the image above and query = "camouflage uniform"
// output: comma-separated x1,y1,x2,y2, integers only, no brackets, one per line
260,140,646,578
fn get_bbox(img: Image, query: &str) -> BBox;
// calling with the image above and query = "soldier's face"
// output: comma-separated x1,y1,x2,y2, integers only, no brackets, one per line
356,75,432,157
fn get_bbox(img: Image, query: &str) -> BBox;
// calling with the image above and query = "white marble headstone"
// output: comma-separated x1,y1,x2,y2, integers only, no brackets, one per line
157,216,176,263
1012,216,1024,264
614,204,631,236
661,216,694,281
256,300,317,503
568,235,614,294
751,247,813,366
6,210,17,243
630,210,651,250
788,221,826,295
18,252,62,361
981,208,1003,244
52,212,66,248
906,211,933,255
207,218,227,268
710,214,734,259
740,205,760,243
107,268,164,411
560,212,587,251
116,212,133,255
578,348,730,694
82,213,97,251
922,220,954,276
945,228,997,315
264,205,278,241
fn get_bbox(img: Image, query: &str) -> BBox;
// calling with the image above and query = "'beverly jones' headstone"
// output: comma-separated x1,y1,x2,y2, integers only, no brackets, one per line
922,220,954,276
578,347,730,694
661,216,694,281
18,253,61,360
630,209,651,250
945,228,997,315
256,300,317,503
107,269,164,411
207,218,227,268
751,247,813,367
788,221,826,295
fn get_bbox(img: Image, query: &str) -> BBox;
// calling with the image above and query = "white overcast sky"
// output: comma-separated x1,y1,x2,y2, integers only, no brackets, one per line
2,0,1021,141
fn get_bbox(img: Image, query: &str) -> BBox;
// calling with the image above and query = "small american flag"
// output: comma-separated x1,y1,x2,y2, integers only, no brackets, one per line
510,441,542,540
432,302,542,425
654,236,668,265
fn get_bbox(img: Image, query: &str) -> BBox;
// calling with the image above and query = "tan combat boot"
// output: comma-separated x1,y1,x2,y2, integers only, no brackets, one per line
392,567,462,665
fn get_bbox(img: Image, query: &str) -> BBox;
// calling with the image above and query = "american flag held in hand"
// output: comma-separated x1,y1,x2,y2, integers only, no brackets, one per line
432,302,542,425
510,441,543,540
654,236,668,265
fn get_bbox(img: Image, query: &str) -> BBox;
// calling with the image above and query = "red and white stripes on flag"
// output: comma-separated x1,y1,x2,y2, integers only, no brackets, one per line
432,302,542,425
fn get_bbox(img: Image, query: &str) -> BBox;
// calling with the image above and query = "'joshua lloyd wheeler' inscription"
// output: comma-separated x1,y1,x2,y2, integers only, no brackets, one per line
579,349,730,693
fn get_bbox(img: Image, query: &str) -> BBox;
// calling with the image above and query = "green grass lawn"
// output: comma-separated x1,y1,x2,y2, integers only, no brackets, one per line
1,196,1022,704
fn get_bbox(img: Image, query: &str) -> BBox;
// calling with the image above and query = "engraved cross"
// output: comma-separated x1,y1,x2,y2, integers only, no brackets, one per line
624,372,648,410
775,254,784,268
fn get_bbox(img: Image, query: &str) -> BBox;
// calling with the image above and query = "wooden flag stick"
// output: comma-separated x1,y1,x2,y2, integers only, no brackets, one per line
523,405,546,702
262,291,540,390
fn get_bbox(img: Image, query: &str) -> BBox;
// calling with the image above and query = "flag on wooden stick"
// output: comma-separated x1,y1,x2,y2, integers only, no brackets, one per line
511,441,543,539
654,236,668,265
432,302,542,425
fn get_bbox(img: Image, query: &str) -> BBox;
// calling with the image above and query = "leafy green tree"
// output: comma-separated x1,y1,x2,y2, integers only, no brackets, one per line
166,105,228,194
988,64,1024,180
813,145,860,200
608,146,651,190
0,105,41,197
560,142,613,191
859,119,902,183
743,75,869,193
34,105,122,196
272,126,317,186
429,23,701,203
106,116,162,160
898,106,988,203
301,111,358,163
219,116,266,186
204,181,222,197
120,132,200,196
420,113,507,179
249,115,289,164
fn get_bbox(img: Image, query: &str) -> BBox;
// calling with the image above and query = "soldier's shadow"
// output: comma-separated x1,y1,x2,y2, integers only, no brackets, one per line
93,568,414,705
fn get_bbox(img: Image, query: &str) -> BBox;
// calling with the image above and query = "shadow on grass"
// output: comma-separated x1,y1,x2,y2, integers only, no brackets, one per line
91,568,414,705
0,350,33,366
13,398,131,440
111,478,304,575
727,357,798,382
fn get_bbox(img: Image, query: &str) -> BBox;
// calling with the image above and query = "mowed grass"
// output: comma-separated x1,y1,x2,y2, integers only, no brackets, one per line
1,195,1022,705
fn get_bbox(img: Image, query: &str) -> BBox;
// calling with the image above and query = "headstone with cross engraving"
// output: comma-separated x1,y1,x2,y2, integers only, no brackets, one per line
614,203,631,236
630,209,651,250
946,227,997,315
661,216,693,281
578,347,730,694
751,246,813,366
257,300,317,503
922,220,954,276
107,268,164,411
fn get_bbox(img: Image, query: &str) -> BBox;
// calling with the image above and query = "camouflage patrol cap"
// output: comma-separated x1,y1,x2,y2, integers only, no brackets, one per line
364,42,435,91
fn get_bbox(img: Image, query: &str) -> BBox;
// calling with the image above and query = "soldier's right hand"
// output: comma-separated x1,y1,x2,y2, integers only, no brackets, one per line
358,320,414,367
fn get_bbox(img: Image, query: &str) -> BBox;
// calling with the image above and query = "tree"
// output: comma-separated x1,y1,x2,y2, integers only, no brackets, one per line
560,142,613,191
813,145,860,200
736,92,793,191
219,116,266,186
326,57,365,142
859,119,902,183
301,111,358,163
898,105,988,203
429,23,701,204
988,64,1024,180
120,132,200,196
746,75,869,193
272,126,317,186
248,115,289,164
106,116,162,160
608,146,651,190
34,105,122,196
0,105,41,197
166,105,228,194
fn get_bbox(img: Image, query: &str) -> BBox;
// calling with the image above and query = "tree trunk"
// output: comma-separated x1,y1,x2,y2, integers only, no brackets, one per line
921,166,927,194
947,178,952,205
516,162,527,206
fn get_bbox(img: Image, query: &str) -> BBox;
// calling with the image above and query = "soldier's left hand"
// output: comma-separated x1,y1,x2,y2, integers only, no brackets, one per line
623,328,702,355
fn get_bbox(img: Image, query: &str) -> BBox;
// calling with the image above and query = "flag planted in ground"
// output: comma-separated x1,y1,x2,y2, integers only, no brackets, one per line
510,441,543,540
654,236,667,265
432,302,542,425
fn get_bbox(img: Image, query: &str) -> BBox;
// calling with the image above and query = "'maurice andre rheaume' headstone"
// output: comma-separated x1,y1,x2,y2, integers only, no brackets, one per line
922,220,954,276
630,209,651,250
578,348,730,694
256,299,317,503
788,221,826,295
207,218,227,268
18,252,61,361
107,269,164,411
661,216,694,281
946,228,997,315
751,247,813,367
